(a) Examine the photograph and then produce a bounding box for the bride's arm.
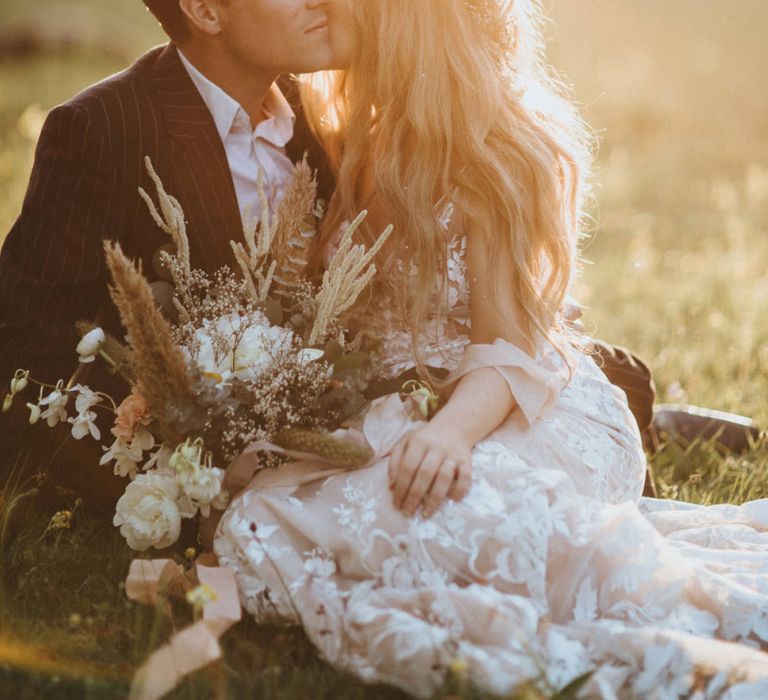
[390,226,535,518]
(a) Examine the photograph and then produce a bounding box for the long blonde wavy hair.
[301,0,593,358]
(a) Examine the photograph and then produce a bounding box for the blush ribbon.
[125,559,241,700]
[124,394,420,699]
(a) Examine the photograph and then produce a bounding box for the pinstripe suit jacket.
[0,44,333,491]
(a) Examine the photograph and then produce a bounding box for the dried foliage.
[274,428,373,468]
[138,156,192,312]
[230,169,279,303]
[309,213,393,345]
[270,157,319,296]
[104,241,194,436]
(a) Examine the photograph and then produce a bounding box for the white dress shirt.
[178,49,296,227]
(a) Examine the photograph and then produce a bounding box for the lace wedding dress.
[215,207,768,698]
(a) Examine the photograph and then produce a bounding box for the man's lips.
[305,18,329,34]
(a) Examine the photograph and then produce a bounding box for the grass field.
[1,1,767,698]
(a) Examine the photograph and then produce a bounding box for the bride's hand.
[388,423,473,518]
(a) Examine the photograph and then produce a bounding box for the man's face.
[215,0,334,74]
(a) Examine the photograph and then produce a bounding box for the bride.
[214,1,768,696]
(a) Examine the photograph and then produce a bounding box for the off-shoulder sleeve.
[446,339,563,427]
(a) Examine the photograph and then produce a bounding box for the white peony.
[76,327,105,363]
[233,323,293,376]
[113,474,181,551]
[184,312,293,380]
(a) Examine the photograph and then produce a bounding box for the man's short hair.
[143,0,190,43]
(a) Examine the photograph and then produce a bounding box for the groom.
[0,0,336,506]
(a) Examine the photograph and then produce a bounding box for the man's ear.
[179,0,224,37]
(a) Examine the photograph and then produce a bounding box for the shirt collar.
[177,48,295,147]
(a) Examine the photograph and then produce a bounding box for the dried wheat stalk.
[230,169,278,302]
[270,158,318,296]
[308,212,393,345]
[104,241,194,435]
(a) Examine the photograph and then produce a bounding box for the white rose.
[113,474,181,551]
[76,328,106,364]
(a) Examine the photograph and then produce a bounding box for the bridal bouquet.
[4,158,391,551]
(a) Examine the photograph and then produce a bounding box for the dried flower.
[309,213,393,345]
[138,157,191,290]
[270,158,318,296]
[105,241,194,436]
[230,169,279,303]
[274,429,373,468]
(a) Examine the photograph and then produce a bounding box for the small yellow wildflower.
[186,583,218,613]
[49,510,73,531]
[185,547,197,561]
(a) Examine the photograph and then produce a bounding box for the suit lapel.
[149,44,242,272]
